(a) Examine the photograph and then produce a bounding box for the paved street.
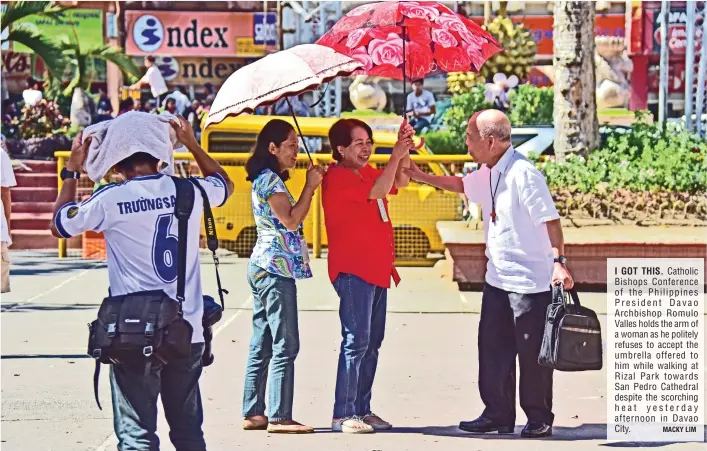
[1,252,705,451]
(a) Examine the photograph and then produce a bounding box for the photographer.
[51,114,233,450]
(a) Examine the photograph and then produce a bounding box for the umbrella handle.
[286,97,314,164]
[402,26,407,119]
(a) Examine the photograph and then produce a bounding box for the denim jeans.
[332,273,387,419]
[242,262,300,422]
[110,343,206,451]
[410,116,431,134]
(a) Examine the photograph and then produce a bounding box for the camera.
[202,295,223,367]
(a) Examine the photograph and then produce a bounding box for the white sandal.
[331,416,375,434]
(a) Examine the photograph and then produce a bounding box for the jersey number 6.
[152,214,179,283]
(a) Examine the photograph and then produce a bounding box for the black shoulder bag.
[87,177,196,409]
[538,284,603,371]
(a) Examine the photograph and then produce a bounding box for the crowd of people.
[46,98,574,448]
[1,56,215,142]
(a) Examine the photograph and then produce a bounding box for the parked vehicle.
[200,115,464,260]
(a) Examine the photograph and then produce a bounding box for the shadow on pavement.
[389,424,706,445]
[1,354,89,360]
[9,259,105,276]
[1,304,97,313]
[391,424,606,440]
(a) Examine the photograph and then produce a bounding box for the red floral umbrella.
[316,1,503,83]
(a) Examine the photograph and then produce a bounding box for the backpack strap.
[189,177,228,310]
[171,176,196,312]
[93,361,102,409]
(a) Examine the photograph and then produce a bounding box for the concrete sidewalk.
[1,252,705,450]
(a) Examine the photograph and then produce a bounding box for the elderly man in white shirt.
[404,109,573,439]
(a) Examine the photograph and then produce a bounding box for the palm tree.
[0,1,67,77]
[52,32,140,128]
[552,1,600,160]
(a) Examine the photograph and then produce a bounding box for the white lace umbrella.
[205,44,362,161]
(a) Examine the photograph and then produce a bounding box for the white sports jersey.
[54,173,228,343]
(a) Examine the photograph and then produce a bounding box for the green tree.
[0,1,67,77]
[508,84,554,125]
[442,85,490,150]
[48,32,140,128]
[553,1,600,159]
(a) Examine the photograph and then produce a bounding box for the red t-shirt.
[322,164,401,289]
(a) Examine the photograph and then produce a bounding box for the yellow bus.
[201,115,467,261]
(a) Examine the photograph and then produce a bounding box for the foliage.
[44,33,140,98]
[17,99,70,139]
[0,1,66,29]
[66,123,84,139]
[423,130,466,155]
[508,84,554,125]
[435,84,554,144]
[42,77,73,116]
[1,1,68,77]
[442,85,490,151]
[540,113,707,194]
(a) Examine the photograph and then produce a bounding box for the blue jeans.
[410,117,431,134]
[110,343,206,451]
[242,262,300,422]
[332,273,387,418]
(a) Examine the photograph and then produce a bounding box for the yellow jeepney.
[201,115,466,260]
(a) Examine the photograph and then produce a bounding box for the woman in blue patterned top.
[242,119,324,434]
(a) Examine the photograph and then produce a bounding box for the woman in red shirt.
[322,118,415,433]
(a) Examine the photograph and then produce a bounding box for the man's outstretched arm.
[402,162,464,193]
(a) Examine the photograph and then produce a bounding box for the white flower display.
[484,73,519,108]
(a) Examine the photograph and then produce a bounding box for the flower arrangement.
[18,99,70,139]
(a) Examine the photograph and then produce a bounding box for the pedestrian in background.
[403,109,574,439]
[130,56,168,105]
[163,86,190,116]
[406,79,436,134]
[94,88,113,123]
[117,98,134,117]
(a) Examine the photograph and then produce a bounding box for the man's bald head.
[469,109,512,143]
[465,109,512,165]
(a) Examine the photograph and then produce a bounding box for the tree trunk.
[70,87,92,129]
[553,1,600,160]
[1,69,8,103]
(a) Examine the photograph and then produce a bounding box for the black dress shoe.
[521,422,552,438]
[459,416,514,434]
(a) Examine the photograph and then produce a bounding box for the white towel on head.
[83,111,181,182]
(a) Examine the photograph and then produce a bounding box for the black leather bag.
[538,285,603,371]
[87,177,195,409]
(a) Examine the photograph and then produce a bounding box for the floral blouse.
[250,169,312,280]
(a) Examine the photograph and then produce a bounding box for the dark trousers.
[478,283,554,425]
[110,343,206,451]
